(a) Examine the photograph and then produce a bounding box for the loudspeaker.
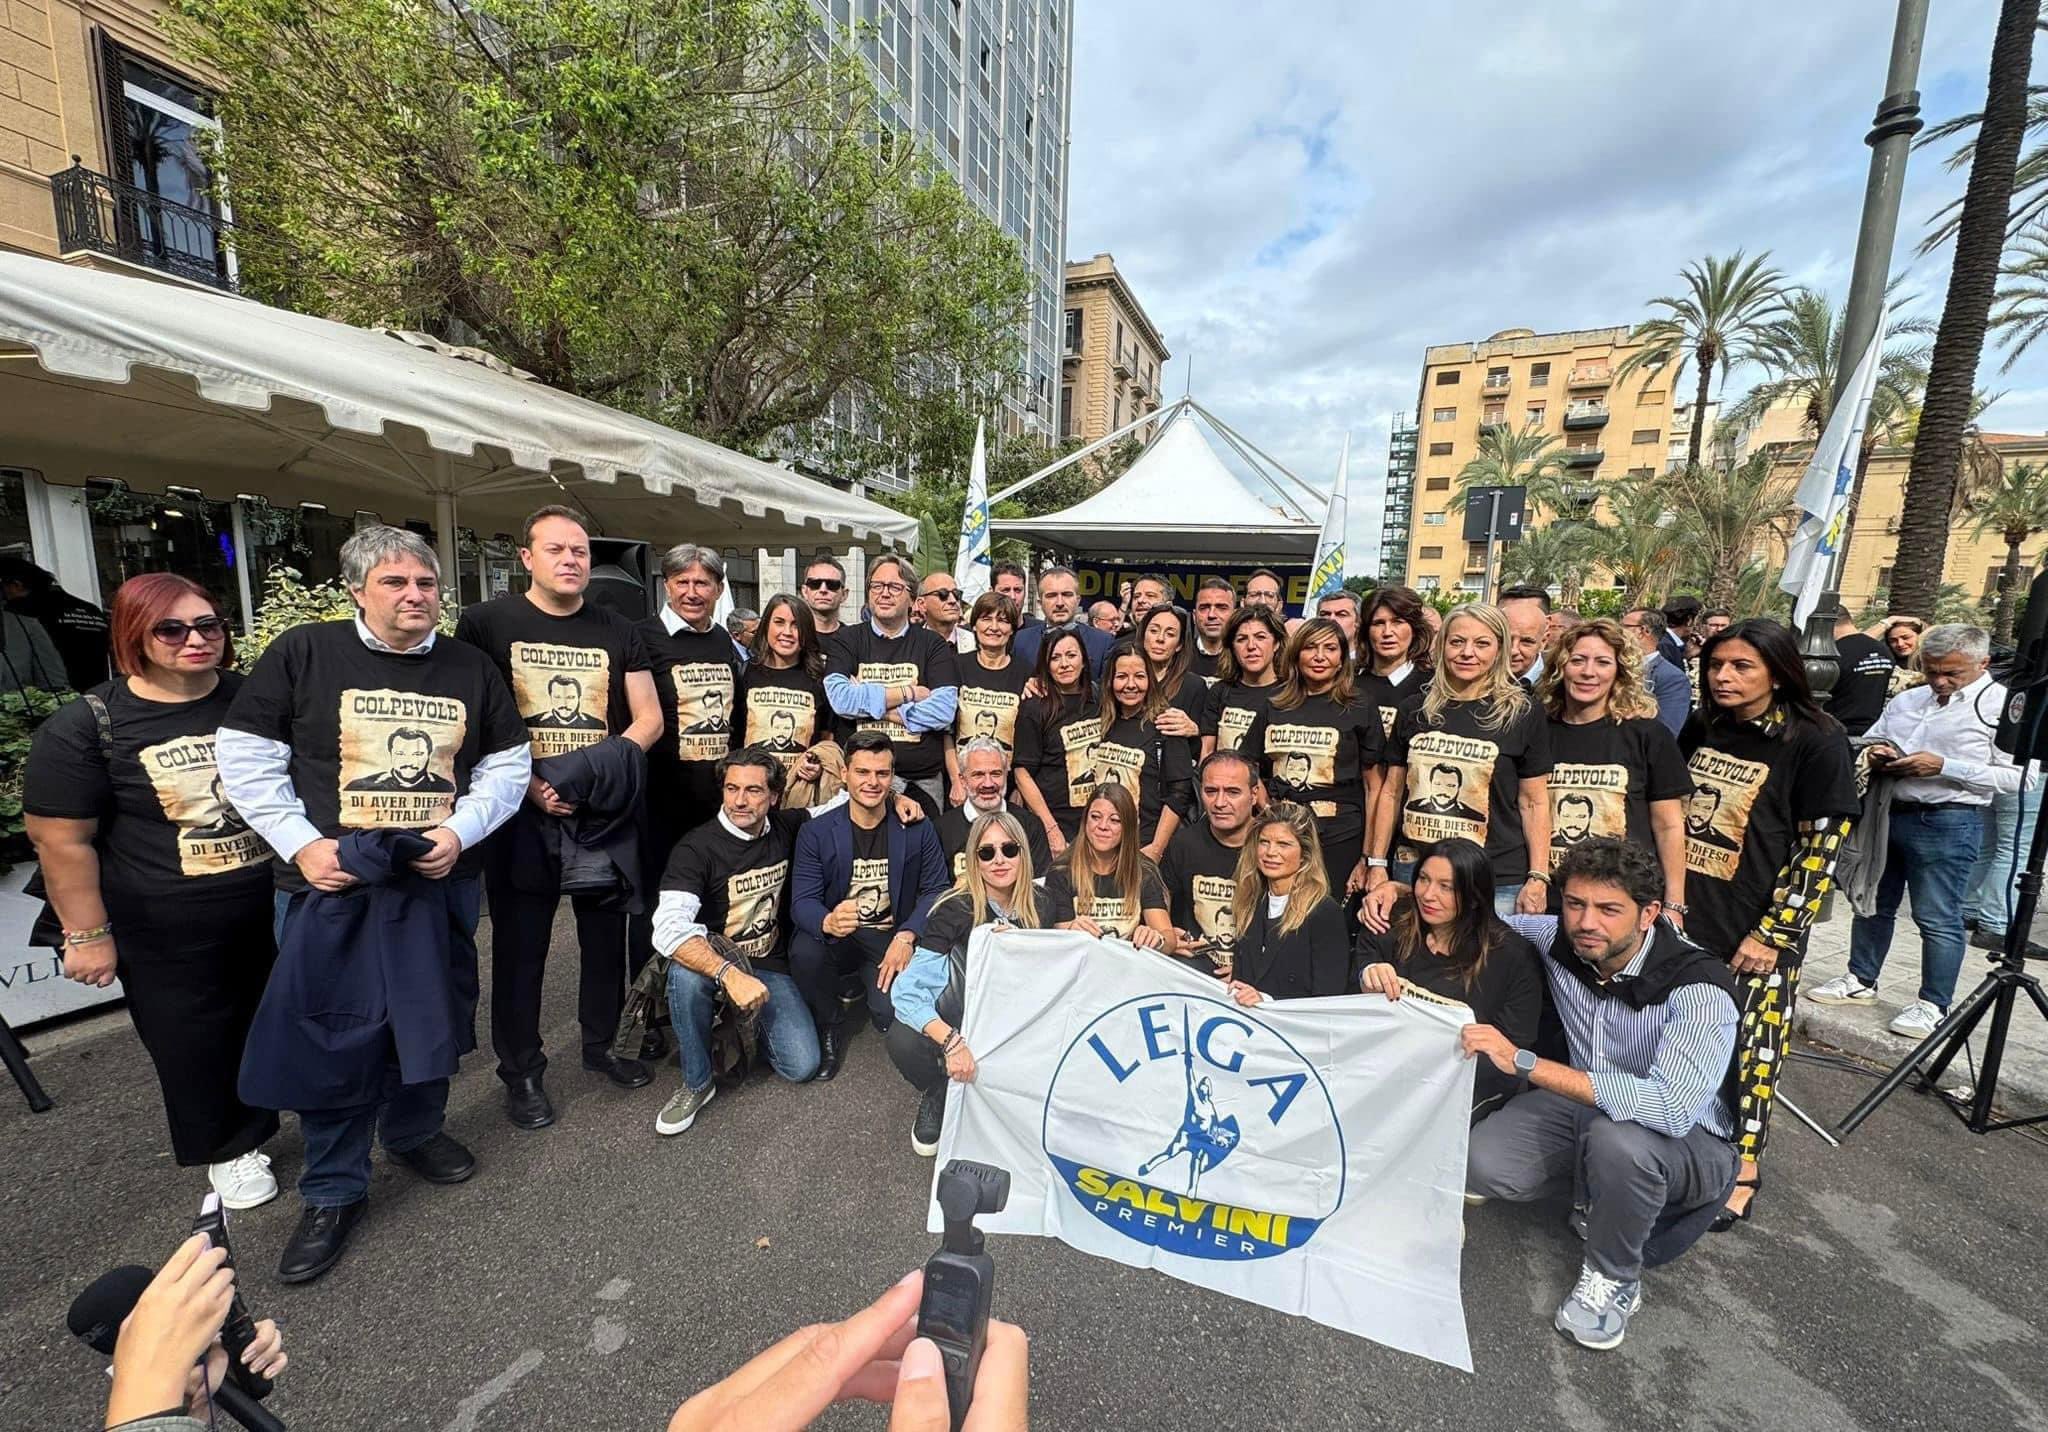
[587,539,658,621]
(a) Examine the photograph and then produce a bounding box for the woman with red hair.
[24,573,280,1208]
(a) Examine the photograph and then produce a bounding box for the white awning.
[0,253,917,566]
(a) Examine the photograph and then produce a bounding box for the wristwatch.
[1513,1048,1538,1083]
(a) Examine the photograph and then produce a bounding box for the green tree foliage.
[1613,251,1789,465]
[1968,459,2048,641]
[1664,453,1800,611]
[167,0,1033,458]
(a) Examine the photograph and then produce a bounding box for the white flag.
[954,418,992,607]
[1780,311,1887,627]
[928,928,1476,1370]
[1309,434,1350,601]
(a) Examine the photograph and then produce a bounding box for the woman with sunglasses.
[25,575,279,1210]
[1097,642,1194,860]
[886,810,1041,1156]
[1263,617,1384,900]
[1221,803,1350,1005]
[1045,782,1176,950]
[944,593,1029,808]
[1201,605,1289,762]
[737,594,835,789]
[1358,586,1434,743]
[1013,628,1100,858]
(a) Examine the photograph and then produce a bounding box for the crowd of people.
[28,506,2028,1356]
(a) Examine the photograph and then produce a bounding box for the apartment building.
[1402,326,1681,594]
[1380,412,1417,583]
[1060,252,1169,446]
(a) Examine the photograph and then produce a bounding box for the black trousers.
[487,871,633,1082]
[116,894,279,1166]
[789,926,896,1030]
[885,1018,945,1093]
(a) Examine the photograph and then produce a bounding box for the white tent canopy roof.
[991,398,1324,560]
[0,253,916,557]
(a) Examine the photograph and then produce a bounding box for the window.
[1435,370,1461,386]
[1116,320,1125,357]
[1425,476,1451,491]
[1417,575,1441,592]
[1432,407,1457,423]
[86,480,247,628]
[99,41,234,288]
[1627,466,1653,479]
[1428,441,1453,456]
[1059,384,1074,438]
[1113,396,1122,429]
[1482,405,1505,424]
[1525,404,1546,425]
[1632,429,1660,445]
[1984,564,2006,598]
[1423,512,1447,526]
[1420,546,1445,561]
[1063,307,1081,354]
[1530,362,1551,387]
[1485,367,1508,386]
[1877,566,1894,589]
[1466,542,1488,568]
[1642,391,1666,404]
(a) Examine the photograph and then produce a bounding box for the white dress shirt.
[1866,671,2022,807]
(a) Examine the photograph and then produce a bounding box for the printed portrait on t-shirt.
[1190,874,1237,967]
[1265,723,1337,804]
[1547,761,1630,870]
[744,685,817,765]
[1059,716,1103,802]
[1682,749,1770,881]
[956,685,1021,753]
[139,735,267,876]
[336,688,468,829]
[1378,705,1398,740]
[508,641,610,756]
[851,856,892,926]
[855,661,923,745]
[724,860,788,960]
[1215,704,1256,752]
[672,662,736,761]
[1090,740,1146,801]
[1401,730,1497,846]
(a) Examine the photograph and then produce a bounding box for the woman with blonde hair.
[1262,616,1383,899]
[887,809,1042,1155]
[1536,618,1692,914]
[1365,603,1553,916]
[1222,803,1351,1003]
[1045,781,1176,949]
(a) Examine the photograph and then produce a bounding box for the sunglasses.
[151,616,229,645]
[804,577,844,592]
[975,841,1022,862]
[924,587,962,603]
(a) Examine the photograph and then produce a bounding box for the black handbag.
[24,691,111,950]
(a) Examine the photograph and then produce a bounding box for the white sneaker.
[207,1151,278,1210]
[1888,1000,1945,1038]
[1805,973,1876,1006]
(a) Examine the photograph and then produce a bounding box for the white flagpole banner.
[1780,307,1888,627]
[928,928,1476,1371]
[954,417,993,606]
[1308,433,1350,602]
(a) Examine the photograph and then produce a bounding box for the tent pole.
[433,459,461,609]
[988,396,1193,505]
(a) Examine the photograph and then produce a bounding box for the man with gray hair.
[936,735,1050,880]
[1812,623,2022,1038]
[825,550,959,810]
[218,524,530,1283]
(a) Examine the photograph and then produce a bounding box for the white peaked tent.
[989,397,1325,560]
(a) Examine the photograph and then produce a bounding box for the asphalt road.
[5,911,2047,1432]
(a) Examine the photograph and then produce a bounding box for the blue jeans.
[668,964,821,1092]
[275,877,482,1207]
[1965,782,2043,935]
[1848,806,1981,1010]
[1494,885,1523,918]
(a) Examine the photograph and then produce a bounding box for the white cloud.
[1065,2,2048,573]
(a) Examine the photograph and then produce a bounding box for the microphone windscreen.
[68,1265,154,1355]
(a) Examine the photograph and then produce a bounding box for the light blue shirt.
[823,618,958,732]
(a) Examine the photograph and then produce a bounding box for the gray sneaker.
[1553,1263,1642,1350]
[654,1081,715,1136]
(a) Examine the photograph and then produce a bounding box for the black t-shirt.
[453,596,648,759]
[1014,695,1104,830]
[1358,666,1429,744]
[1827,634,1895,736]
[1389,695,1553,882]
[637,617,744,819]
[952,653,1031,759]
[661,809,808,974]
[737,662,831,768]
[1161,820,1246,961]
[1091,713,1193,843]
[1351,918,1545,1105]
[223,622,528,889]
[1544,714,1693,874]
[24,674,270,913]
[1261,691,1382,830]
[1203,680,1275,757]
[938,803,1052,882]
[851,818,893,928]
[1677,709,1860,957]
[827,622,961,779]
[13,588,110,690]
[1043,860,1171,941]
[1188,646,1222,682]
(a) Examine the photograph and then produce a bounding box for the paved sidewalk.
[1797,897,2048,1111]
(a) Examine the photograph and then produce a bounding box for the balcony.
[51,163,236,293]
[1112,347,1134,379]
[1482,373,1511,393]
[1567,364,1611,389]
[1562,400,1609,430]
[1563,446,1603,468]
[1479,413,1510,435]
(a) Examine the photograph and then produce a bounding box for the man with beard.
[936,736,1050,880]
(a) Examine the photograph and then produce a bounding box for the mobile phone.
[919,1160,1010,1431]
[192,1192,272,1399]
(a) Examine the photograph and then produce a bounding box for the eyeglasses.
[924,587,961,603]
[804,577,844,592]
[869,580,910,597]
[150,616,229,645]
[975,841,1022,861]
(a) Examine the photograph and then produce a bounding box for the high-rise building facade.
[1380,413,1417,583]
[1060,253,1168,446]
[813,1,1074,487]
[1402,326,1681,594]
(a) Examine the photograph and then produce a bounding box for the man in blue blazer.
[1013,565,1114,680]
[1624,608,1693,735]
[791,731,949,1079]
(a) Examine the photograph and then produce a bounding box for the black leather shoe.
[505,1074,555,1130]
[277,1199,368,1284]
[583,1053,653,1089]
[392,1132,476,1184]
[638,1027,671,1062]
[817,1025,846,1081]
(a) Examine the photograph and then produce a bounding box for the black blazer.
[1233,893,1351,999]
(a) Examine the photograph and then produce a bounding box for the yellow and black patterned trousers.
[1732,951,1803,1162]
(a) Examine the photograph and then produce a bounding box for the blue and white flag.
[929,928,1476,1370]
[953,417,992,608]
[1308,433,1350,602]
[1780,312,1887,627]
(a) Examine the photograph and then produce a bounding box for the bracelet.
[1665,901,1690,915]
[942,1031,964,1055]
[713,959,735,982]
[1366,857,1390,869]
[63,923,113,946]
[1523,871,1551,885]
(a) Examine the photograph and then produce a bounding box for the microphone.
[67,1265,289,1432]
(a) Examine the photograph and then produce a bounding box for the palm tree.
[1988,221,2048,367]
[1589,473,1687,609]
[1613,251,1789,465]
[1969,460,2048,641]
[1892,0,2042,617]
[1450,422,1574,518]
[1497,523,1598,607]
[1665,453,1800,610]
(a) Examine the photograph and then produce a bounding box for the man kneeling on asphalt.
[1465,838,1739,1350]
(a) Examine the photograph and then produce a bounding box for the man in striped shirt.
[1467,838,1740,1350]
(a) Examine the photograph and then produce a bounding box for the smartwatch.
[1513,1048,1538,1083]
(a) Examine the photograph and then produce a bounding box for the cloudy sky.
[1064,1,2048,572]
